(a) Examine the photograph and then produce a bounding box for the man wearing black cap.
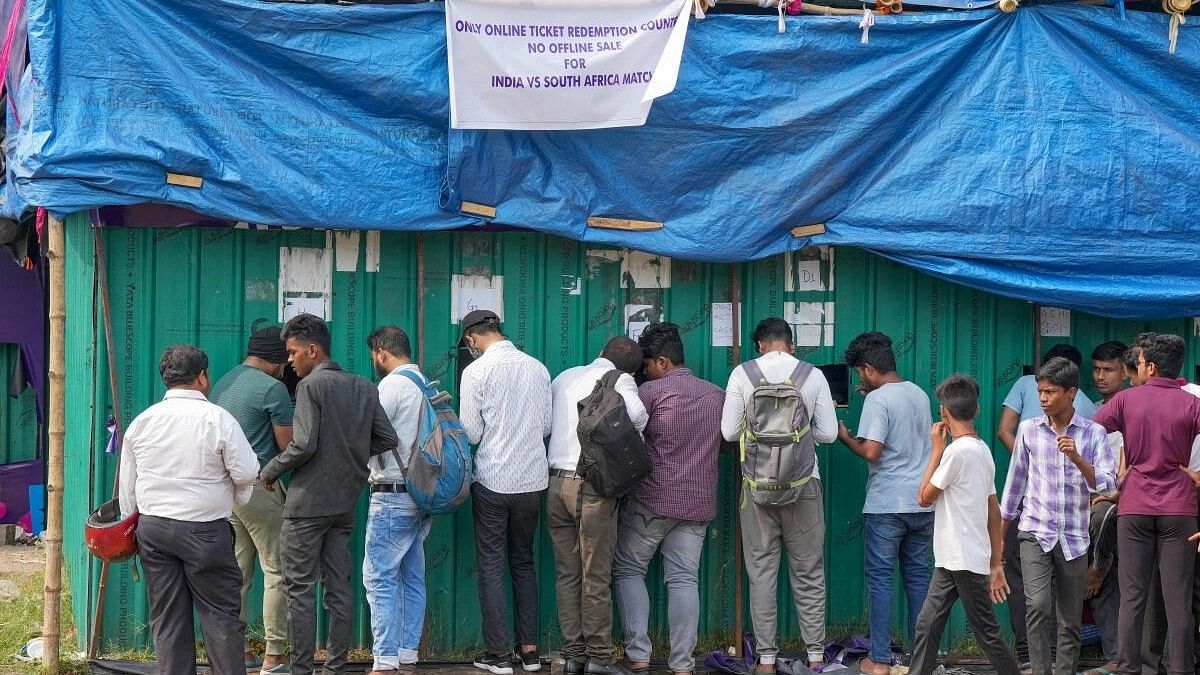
[458,309,553,675]
[210,325,295,673]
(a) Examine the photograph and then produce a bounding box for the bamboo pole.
[43,214,66,674]
[730,265,744,657]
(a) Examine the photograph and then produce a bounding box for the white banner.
[446,0,692,130]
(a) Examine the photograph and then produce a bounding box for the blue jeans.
[864,512,935,663]
[363,492,431,671]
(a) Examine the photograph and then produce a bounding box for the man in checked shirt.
[999,357,1116,675]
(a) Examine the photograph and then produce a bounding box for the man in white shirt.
[547,337,648,675]
[720,317,838,672]
[458,310,553,675]
[364,327,431,675]
[118,345,259,675]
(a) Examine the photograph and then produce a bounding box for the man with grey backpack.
[720,317,838,675]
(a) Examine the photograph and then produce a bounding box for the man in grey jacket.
[260,314,398,675]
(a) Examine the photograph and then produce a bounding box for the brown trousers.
[547,474,620,663]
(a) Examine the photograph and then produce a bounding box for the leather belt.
[371,483,407,493]
[550,469,583,479]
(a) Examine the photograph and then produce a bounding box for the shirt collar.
[663,366,694,380]
[163,389,208,402]
[313,360,341,374]
[1035,411,1086,432]
[1147,376,1183,389]
[591,357,615,369]
[389,363,421,375]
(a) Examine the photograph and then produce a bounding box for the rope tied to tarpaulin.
[860,6,875,43]
[692,0,714,20]
[1164,0,1191,53]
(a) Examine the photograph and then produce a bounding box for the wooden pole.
[730,265,744,657]
[43,214,66,674]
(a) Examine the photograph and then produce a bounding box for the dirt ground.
[0,544,45,579]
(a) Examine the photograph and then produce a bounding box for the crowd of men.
[115,309,1200,675]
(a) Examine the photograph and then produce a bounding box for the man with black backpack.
[613,323,725,675]
[547,336,648,675]
[364,326,432,675]
[720,317,838,674]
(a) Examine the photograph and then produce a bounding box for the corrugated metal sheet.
[0,343,39,465]
[62,217,1200,657]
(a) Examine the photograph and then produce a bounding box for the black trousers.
[1117,515,1197,675]
[281,511,356,675]
[1005,518,1031,662]
[472,482,545,655]
[910,567,1020,675]
[136,515,246,675]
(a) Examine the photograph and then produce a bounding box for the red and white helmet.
[84,499,139,562]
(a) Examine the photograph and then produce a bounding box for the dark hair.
[159,344,209,387]
[753,317,793,346]
[1091,340,1128,363]
[935,374,980,422]
[638,322,685,366]
[1042,343,1083,368]
[844,331,897,373]
[1122,346,1139,373]
[1036,356,1080,391]
[601,336,644,374]
[1133,332,1185,380]
[463,320,502,339]
[368,326,412,359]
[281,313,332,355]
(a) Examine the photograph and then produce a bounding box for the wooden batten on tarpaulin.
[43,214,66,674]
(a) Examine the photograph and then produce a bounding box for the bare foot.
[263,654,290,670]
[858,657,891,675]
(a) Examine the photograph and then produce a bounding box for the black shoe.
[513,649,542,673]
[474,654,515,675]
[585,662,630,675]
[564,659,586,675]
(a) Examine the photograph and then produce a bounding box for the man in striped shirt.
[1000,357,1116,675]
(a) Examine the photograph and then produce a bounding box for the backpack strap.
[787,360,814,391]
[599,368,623,389]
[382,368,431,478]
[741,359,767,386]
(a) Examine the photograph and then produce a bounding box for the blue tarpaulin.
[10,0,1200,318]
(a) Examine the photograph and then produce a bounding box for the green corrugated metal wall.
[60,215,1200,657]
[0,343,39,465]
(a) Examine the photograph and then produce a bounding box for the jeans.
[364,492,431,671]
[1019,535,1086,675]
[613,497,708,673]
[863,512,935,663]
[472,482,545,655]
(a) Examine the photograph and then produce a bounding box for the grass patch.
[0,567,89,674]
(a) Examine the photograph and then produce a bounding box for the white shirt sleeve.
[720,366,748,442]
[459,363,485,445]
[616,372,649,432]
[804,367,838,444]
[931,445,963,491]
[540,365,553,438]
[220,412,261,506]
[118,425,139,516]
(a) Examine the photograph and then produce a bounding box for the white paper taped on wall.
[451,274,505,323]
[279,243,333,322]
[625,304,661,341]
[712,302,739,347]
[783,301,835,347]
[785,247,835,293]
[621,251,672,289]
[1039,307,1071,337]
[334,231,361,272]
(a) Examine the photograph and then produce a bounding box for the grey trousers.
[909,567,1019,675]
[739,480,826,659]
[612,497,708,673]
[282,512,356,675]
[136,515,247,675]
[1019,535,1086,675]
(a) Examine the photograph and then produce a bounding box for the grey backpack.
[739,359,816,507]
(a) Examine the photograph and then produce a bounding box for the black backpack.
[576,369,651,498]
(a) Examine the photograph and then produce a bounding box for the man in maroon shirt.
[1093,333,1200,675]
[612,322,725,675]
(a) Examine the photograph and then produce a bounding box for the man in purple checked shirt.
[612,322,725,675]
[1000,357,1116,675]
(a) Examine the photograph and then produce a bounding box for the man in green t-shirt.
[210,326,295,674]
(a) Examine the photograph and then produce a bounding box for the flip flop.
[1081,666,1118,675]
[262,665,292,674]
[246,658,264,670]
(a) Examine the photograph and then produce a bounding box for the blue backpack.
[392,370,473,514]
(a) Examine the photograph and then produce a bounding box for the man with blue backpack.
[363,326,434,675]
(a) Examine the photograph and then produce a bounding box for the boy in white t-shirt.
[910,375,1020,675]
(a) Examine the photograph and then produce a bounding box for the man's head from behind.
[246,325,289,379]
[934,374,980,424]
[1042,343,1083,368]
[460,310,503,359]
[367,326,413,379]
[1133,332,1185,383]
[160,344,210,395]
[601,336,643,374]
[1091,340,1128,400]
[844,331,897,392]
[638,322,684,381]
[281,313,332,378]
[1036,357,1080,419]
[753,317,793,355]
